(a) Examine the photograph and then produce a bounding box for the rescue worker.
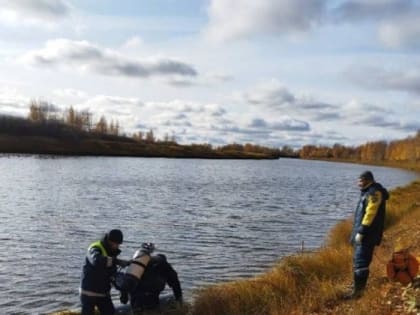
[345,171,389,299]
[386,240,419,286]
[126,253,182,312]
[80,229,130,315]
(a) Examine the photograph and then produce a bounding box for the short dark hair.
[359,171,374,181]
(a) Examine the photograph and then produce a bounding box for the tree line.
[299,132,420,163]
[0,100,298,158]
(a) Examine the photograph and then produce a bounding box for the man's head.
[106,229,123,251]
[358,170,374,189]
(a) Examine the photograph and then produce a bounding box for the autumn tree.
[95,116,108,134]
[133,131,144,141]
[28,100,59,122]
[145,129,155,143]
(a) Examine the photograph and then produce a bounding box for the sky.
[0,0,420,148]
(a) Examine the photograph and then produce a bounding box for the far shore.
[0,134,286,160]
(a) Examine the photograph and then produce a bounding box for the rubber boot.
[343,272,368,300]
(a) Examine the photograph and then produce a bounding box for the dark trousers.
[353,243,375,289]
[81,294,115,315]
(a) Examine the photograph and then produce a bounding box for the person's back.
[130,254,182,311]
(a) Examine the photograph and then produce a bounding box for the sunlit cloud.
[204,0,326,42]
[0,0,71,28]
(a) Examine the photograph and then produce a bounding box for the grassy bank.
[50,166,420,315]
[190,180,420,315]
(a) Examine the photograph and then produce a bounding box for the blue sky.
[0,0,419,148]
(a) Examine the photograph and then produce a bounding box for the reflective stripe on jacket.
[80,239,117,295]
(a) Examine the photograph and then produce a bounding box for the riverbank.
[189,180,420,315]
[50,168,420,315]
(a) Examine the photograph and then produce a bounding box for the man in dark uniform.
[346,171,389,299]
[127,253,182,312]
[80,229,129,315]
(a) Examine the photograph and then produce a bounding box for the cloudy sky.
[1,0,419,148]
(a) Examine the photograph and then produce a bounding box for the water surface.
[0,156,417,314]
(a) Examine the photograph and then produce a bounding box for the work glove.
[115,258,130,267]
[120,291,129,304]
[355,233,363,244]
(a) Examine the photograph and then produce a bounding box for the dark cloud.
[249,118,268,128]
[248,117,310,132]
[398,121,420,131]
[162,120,192,127]
[245,85,295,107]
[244,83,341,123]
[272,119,310,131]
[211,107,226,117]
[332,0,414,22]
[23,39,198,79]
[355,114,420,132]
[174,113,188,120]
[313,112,341,121]
[344,65,420,95]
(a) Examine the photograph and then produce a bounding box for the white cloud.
[122,36,144,50]
[0,0,71,28]
[52,88,88,100]
[379,14,420,48]
[21,39,198,80]
[204,0,326,42]
[0,87,30,116]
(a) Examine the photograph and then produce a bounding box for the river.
[0,155,417,314]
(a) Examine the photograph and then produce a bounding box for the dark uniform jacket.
[81,235,120,295]
[130,254,182,309]
[351,182,389,246]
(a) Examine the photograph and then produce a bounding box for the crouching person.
[387,241,419,286]
[129,253,182,313]
[116,243,156,293]
[80,229,130,315]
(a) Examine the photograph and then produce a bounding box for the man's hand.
[115,258,130,267]
[355,233,363,244]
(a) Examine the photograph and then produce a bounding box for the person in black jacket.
[128,253,182,312]
[80,229,129,315]
[345,171,389,299]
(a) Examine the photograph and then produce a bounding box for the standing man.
[346,171,389,299]
[80,229,129,315]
